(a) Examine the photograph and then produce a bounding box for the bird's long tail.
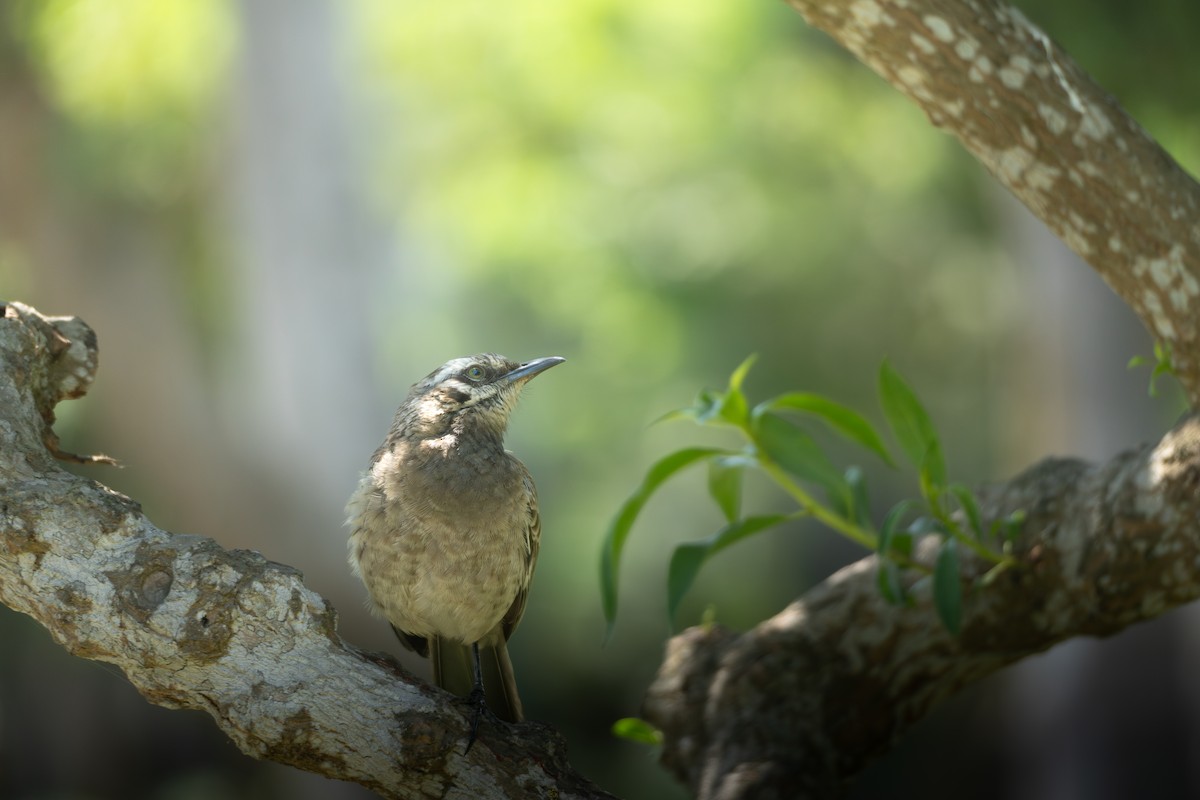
[429,636,524,723]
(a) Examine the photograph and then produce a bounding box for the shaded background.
[0,0,1197,797]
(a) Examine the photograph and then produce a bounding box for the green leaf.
[728,354,757,392]
[707,457,743,523]
[751,412,847,500]
[844,465,870,526]
[877,559,904,605]
[692,388,725,424]
[667,514,793,626]
[918,441,947,504]
[651,388,721,426]
[948,484,982,538]
[756,392,895,467]
[878,499,918,557]
[932,539,962,635]
[612,717,663,746]
[601,447,727,640]
[717,355,757,427]
[718,386,749,427]
[878,360,946,486]
[1129,341,1177,398]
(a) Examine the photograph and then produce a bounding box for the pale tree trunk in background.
[0,15,372,799]
[5,0,1200,797]
[224,0,396,628]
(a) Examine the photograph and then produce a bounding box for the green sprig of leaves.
[600,356,1021,640]
[1128,340,1177,397]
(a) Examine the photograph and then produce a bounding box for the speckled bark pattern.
[0,303,612,799]
[786,0,1200,405]
[645,418,1200,799]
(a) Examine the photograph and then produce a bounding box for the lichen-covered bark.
[644,420,1200,798]
[639,1,1200,796]
[0,302,612,800]
[5,2,1199,798]
[785,0,1200,404]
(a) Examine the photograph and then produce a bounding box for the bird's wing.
[500,463,541,642]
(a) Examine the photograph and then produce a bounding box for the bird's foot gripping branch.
[601,356,1024,648]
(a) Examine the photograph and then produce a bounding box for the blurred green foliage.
[3,0,1197,798]
[15,0,233,199]
[602,357,1024,639]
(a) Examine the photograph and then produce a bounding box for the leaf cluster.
[1128,340,1178,397]
[600,357,1021,641]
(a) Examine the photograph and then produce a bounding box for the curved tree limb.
[0,302,613,800]
[786,0,1200,402]
[642,1,1200,797]
[644,416,1200,798]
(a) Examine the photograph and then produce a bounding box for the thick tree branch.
[0,302,613,800]
[641,3,1200,796]
[644,416,1200,798]
[785,0,1200,403]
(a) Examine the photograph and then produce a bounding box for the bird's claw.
[463,688,495,754]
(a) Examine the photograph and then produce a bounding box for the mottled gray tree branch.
[0,302,612,800]
[644,419,1200,797]
[642,1,1200,797]
[785,0,1200,403]
[5,2,1199,798]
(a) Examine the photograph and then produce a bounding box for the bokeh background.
[1,0,1198,797]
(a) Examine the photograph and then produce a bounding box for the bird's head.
[399,353,565,443]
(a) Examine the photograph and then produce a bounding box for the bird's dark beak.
[502,356,566,385]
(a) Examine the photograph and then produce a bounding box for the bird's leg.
[464,641,487,754]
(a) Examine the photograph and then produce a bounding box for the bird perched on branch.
[346,353,564,747]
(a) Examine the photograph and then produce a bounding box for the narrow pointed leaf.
[877,559,904,605]
[601,447,726,639]
[666,543,710,629]
[917,439,948,499]
[878,499,919,556]
[707,458,743,523]
[948,484,983,538]
[932,539,962,635]
[719,386,749,427]
[667,514,792,626]
[878,360,945,485]
[891,531,915,558]
[612,717,663,745]
[752,412,846,499]
[758,392,895,466]
[729,354,758,392]
[844,466,870,526]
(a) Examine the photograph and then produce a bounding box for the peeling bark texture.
[785,0,1200,404]
[645,418,1200,798]
[0,302,613,800]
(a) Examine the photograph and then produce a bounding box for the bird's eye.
[465,365,486,382]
